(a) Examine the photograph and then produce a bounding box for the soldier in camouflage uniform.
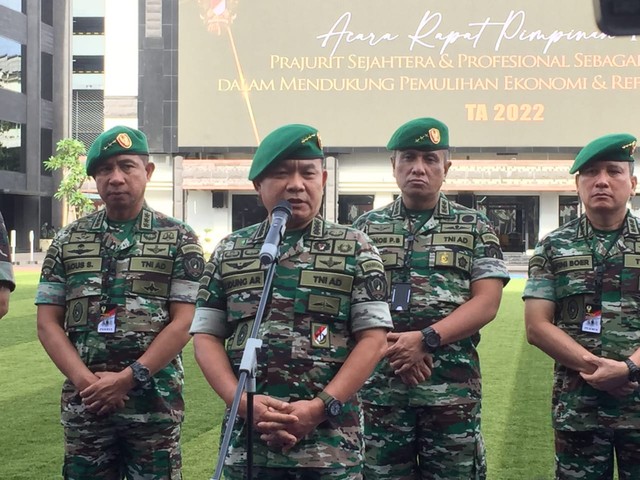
[353,118,509,480]
[524,133,640,480]
[35,126,204,480]
[0,210,15,319]
[190,124,393,480]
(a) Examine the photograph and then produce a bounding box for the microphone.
[259,200,293,265]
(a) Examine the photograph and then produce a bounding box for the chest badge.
[437,251,452,265]
[311,323,331,349]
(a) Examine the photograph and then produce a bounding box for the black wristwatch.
[316,391,343,418]
[624,358,640,382]
[130,361,151,386]
[421,327,441,353]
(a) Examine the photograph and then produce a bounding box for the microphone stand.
[211,252,281,480]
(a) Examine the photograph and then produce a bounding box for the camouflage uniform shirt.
[523,212,640,431]
[35,205,204,426]
[190,216,393,468]
[353,194,509,406]
[0,211,15,291]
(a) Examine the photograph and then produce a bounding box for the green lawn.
[1,274,554,479]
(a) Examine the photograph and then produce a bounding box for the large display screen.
[178,0,640,148]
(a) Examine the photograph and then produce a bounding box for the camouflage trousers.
[223,464,362,480]
[63,421,182,480]
[363,402,486,480]
[555,428,640,480]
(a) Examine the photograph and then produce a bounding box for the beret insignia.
[428,128,441,145]
[116,133,132,149]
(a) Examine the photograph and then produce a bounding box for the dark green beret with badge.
[570,133,637,174]
[387,117,449,152]
[248,124,324,181]
[86,125,150,176]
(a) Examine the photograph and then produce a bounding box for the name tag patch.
[65,257,103,274]
[299,270,353,293]
[370,234,404,248]
[223,271,265,294]
[432,233,474,248]
[129,257,174,274]
[552,255,593,273]
[623,254,640,269]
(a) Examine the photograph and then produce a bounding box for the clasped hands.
[78,370,133,416]
[386,331,434,386]
[247,394,325,453]
[579,354,638,397]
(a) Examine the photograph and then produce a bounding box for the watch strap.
[624,358,640,382]
[316,390,333,406]
[316,390,343,417]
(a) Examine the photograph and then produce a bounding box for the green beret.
[86,125,149,175]
[248,124,324,181]
[387,117,449,151]
[570,133,637,174]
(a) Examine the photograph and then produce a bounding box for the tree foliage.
[44,138,95,222]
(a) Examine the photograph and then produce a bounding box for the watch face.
[426,333,440,349]
[132,364,150,384]
[327,400,342,417]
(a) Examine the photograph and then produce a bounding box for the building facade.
[0,0,69,250]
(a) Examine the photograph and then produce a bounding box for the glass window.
[559,195,580,225]
[41,0,53,26]
[456,193,475,208]
[0,121,23,172]
[0,0,23,12]
[72,55,104,74]
[41,128,52,176]
[477,195,539,252]
[0,35,23,93]
[73,17,104,35]
[232,195,266,230]
[41,52,52,101]
[72,89,104,148]
[338,195,374,224]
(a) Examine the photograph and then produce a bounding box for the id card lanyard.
[97,224,134,333]
[390,212,431,312]
[582,228,622,334]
